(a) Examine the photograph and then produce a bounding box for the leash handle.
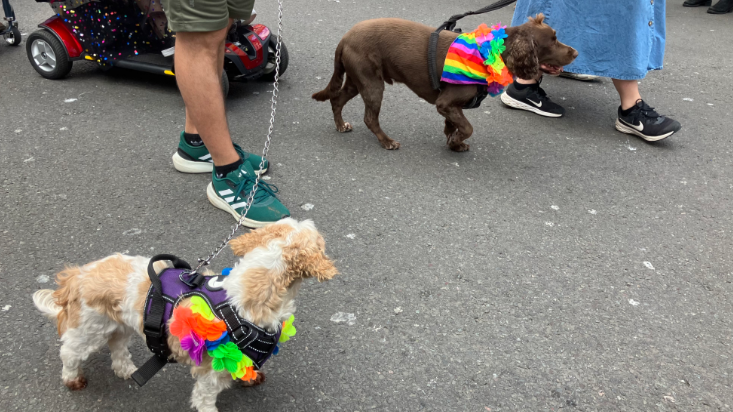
[439,0,517,31]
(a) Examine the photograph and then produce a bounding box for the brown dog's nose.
[572,49,579,58]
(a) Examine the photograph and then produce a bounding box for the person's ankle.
[214,158,244,178]
[514,79,538,90]
[515,78,538,86]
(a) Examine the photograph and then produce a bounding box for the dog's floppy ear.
[283,231,339,282]
[528,13,545,26]
[504,29,539,80]
[230,223,296,256]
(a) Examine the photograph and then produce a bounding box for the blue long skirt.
[511,0,667,80]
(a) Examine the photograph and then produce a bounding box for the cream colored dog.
[33,218,338,412]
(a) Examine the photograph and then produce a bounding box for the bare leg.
[612,78,643,110]
[175,25,238,166]
[184,20,233,136]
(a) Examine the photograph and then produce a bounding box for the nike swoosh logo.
[527,99,542,108]
[621,119,644,132]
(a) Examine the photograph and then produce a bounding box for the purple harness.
[132,255,280,387]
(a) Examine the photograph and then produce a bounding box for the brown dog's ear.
[528,13,545,26]
[504,30,539,80]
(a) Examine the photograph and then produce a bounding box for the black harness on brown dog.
[427,0,517,109]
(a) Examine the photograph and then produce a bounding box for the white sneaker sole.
[172,152,268,175]
[501,92,563,118]
[615,119,675,142]
[559,72,599,82]
[206,183,274,228]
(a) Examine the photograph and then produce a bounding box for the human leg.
[613,79,681,141]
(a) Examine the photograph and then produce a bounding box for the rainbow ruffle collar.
[169,294,296,381]
[441,23,514,96]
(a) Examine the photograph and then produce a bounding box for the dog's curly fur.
[33,218,338,412]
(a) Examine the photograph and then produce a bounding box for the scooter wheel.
[221,70,230,98]
[5,27,22,46]
[26,30,73,79]
[260,35,288,82]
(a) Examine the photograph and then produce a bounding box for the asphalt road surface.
[2,1,732,411]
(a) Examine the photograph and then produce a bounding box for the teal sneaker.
[172,132,269,175]
[206,161,290,227]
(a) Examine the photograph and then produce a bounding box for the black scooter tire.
[6,27,21,46]
[260,35,288,82]
[26,30,73,79]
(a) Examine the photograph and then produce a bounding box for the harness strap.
[131,354,169,387]
[428,29,444,91]
[216,305,279,369]
[132,254,191,387]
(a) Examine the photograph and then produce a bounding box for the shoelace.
[233,144,254,160]
[231,172,279,206]
[636,100,660,119]
[533,77,549,101]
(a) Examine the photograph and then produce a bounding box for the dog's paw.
[449,142,470,152]
[112,362,137,379]
[64,376,88,391]
[240,372,266,387]
[337,122,353,133]
[381,140,401,150]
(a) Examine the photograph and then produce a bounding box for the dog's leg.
[108,328,137,379]
[436,103,473,152]
[359,80,400,150]
[58,325,108,390]
[444,119,457,140]
[331,75,359,133]
[240,371,266,387]
[191,370,233,412]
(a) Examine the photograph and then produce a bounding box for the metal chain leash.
[193,0,285,273]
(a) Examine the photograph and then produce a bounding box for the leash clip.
[179,270,206,288]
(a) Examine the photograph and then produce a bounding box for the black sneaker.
[683,0,711,6]
[500,80,565,118]
[615,100,681,142]
[708,0,733,13]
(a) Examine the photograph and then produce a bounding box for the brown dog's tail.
[312,41,346,102]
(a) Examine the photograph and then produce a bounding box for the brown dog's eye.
[552,36,557,42]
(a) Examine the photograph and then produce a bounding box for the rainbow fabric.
[441,24,514,97]
[169,295,296,381]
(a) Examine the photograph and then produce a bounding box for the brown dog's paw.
[381,140,401,150]
[65,376,88,391]
[240,372,266,387]
[449,142,470,152]
[337,122,353,133]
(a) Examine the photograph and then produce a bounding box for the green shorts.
[161,0,255,32]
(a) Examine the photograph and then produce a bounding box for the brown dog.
[313,14,577,151]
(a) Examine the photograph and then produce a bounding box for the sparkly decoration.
[47,0,172,66]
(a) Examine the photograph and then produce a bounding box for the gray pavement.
[2,1,733,411]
